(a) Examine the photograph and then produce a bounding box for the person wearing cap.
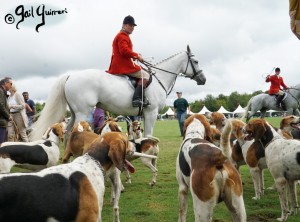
[107,15,150,107]
[174,92,190,137]
[265,67,288,108]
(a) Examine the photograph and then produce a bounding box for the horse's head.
[183,45,206,85]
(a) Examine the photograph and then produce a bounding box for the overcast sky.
[1,0,299,107]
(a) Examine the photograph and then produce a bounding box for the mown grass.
[12,117,300,221]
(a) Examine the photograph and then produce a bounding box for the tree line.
[189,90,264,113]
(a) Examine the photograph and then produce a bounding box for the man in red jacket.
[107,15,150,107]
[266,67,288,108]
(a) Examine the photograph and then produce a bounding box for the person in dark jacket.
[174,92,190,137]
[0,77,13,144]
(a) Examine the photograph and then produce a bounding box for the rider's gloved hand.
[137,54,143,62]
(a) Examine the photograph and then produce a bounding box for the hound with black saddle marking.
[176,114,246,222]
[0,122,65,173]
[126,136,159,186]
[244,119,300,221]
[0,132,147,222]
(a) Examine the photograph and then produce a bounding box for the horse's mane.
[154,51,184,66]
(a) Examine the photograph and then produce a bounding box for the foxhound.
[128,120,143,140]
[176,114,246,222]
[126,136,159,186]
[0,122,65,173]
[206,112,226,132]
[95,118,122,135]
[0,132,151,222]
[243,119,300,221]
[277,115,300,139]
[223,118,267,200]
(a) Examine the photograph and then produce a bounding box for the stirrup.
[143,97,151,107]
[132,99,143,107]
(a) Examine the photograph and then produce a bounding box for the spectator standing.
[173,92,190,137]
[0,77,13,144]
[22,91,36,127]
[7,85,29,142]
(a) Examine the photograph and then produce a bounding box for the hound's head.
[132,120,143,133]
[87,132,136,173]
[72,121,92,133]
[43,122,66,141]
[243,119,271,142]
[280,115,300,131]
[208,112,226,132]
[230,119,246,140]
[96,119,122,135]
[183,114,213,142]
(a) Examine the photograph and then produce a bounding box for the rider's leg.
[132,78,150,107]
[276,91,285,107]
[130,70,150,107]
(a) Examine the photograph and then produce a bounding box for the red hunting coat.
[266,75,288,95]
[106,31,141,74]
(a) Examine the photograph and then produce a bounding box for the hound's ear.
[187,45,191,54]
[108,140,125,171]
[253,123,266,141]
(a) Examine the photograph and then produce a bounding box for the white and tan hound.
[277,115,300,139]
[223,118,268,200]
[0,132,154,222]
[176,114,246,222]
[128,120,143,140]
[126,136,160,186]
[0,122,65,173]
[244,119,300,221]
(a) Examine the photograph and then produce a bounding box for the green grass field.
[12,117,300,221]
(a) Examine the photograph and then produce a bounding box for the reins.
[140,52,197,96]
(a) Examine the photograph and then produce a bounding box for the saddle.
[125,74,152,89]
[270,93,287,110]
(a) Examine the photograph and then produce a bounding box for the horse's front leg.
[144,110,158,137]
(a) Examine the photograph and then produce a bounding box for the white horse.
[243,85,300,122]
[30,46,206,141]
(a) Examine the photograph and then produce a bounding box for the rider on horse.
[265,67,288,108]
[107,15,150,107]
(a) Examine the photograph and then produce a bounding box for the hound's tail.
[220,119,232,159]
[29,74,70,141]
[240,97,253,121]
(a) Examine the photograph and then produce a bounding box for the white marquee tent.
[198,106,212,114]
[217,106,233,117]
[161,107,174,116]
[233,105,246,114]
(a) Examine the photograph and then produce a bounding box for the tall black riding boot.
[132,78,150,107]
[132,85,143,107]
[276,95,284,108]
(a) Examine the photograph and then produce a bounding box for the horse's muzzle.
[194,71,206,85]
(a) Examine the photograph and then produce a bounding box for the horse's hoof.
[252,196,260,200]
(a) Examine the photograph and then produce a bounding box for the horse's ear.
[187,45,191,54]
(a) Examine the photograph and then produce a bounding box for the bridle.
[141,52,200,95]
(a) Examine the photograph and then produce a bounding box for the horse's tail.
[240,97,253,121]
[220,119,232,159]
[30,74,70,141]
